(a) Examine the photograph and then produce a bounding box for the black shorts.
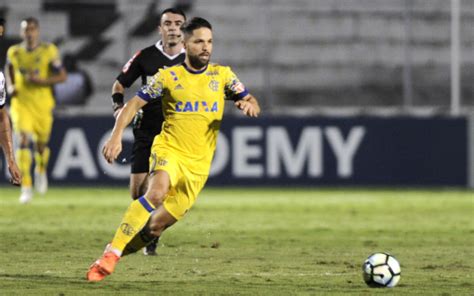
[130,128,156,174]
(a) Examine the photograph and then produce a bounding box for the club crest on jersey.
[208,80,219,92]
[176,101,218,112]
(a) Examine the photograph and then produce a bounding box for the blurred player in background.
[5,17,67,203]
[111,7,186,255]
[87,17,261,282]
[0,18,21,186]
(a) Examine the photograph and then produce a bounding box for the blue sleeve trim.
[50,65,63,73]
[235,89,249,100]
[138,196,155,213]
[136,90,152,102]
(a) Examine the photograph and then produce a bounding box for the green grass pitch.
[0,187,472,295]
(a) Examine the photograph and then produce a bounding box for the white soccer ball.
[362,252,401,288]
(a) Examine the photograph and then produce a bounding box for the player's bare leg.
[145,170,178,230]
[130,173,148,199]
[144,171,177,254]
[17,132,33,204]
[87,170,172,281]
[130,172,159,255]
[148,203,177,237]
[34,141,49,195]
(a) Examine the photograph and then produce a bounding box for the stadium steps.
[4,0,473,110]
[193,0,474,108]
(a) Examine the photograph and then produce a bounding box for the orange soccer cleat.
[86,251,120,282]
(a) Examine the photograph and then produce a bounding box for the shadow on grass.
[0,273,86,285]
[0,272,164,292]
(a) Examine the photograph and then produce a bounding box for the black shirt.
[116,41,185,131]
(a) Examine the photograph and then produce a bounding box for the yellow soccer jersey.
[7,42,62,111]
[137,63,249,175]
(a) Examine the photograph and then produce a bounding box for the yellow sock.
[16,149,32,188]
[110,196,155,255]
[34,147,50,174]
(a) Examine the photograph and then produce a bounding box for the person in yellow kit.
[5,17,67,203]
[87,17,261,281]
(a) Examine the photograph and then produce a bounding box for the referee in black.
[110,8,186,255]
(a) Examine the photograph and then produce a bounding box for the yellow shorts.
[10,99,53,143]
[149,149,208,220]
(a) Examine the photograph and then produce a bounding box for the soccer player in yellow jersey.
[0,18,21,186]
[87,17,261,282]
[5,17,67,203]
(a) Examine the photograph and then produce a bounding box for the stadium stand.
[0,0,473,113]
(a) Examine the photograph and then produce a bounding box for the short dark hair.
[181,17,212,38]
[160,8,186,24]
[0,18,5,27]
[22,17,39,27]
